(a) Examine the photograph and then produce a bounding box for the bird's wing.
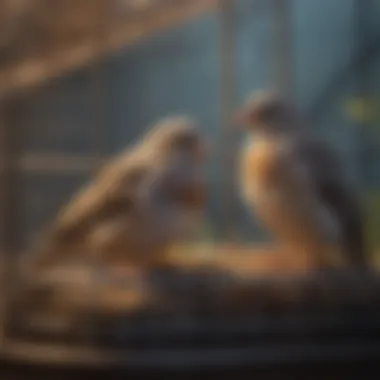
[53,164,150,242]
[295,138,367,267]
[28,181,136,270]
[34,150,151,260]
[241,138,336,245]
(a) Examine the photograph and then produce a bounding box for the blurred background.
[1,0,380,376]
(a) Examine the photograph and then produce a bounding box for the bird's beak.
[233,107,251,129]
[197,140,210,161]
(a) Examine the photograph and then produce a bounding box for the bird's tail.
[343,216,369,271]
[23,223,77,276]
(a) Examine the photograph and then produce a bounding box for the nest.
[8,249,380,349]
[0,247,379,370]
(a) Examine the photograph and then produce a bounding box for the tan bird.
[28,116,208,277]
[236,90,368,272]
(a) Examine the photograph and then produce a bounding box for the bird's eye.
[125,167,149,186]
[174,134,198,151]
[257,103,281,123]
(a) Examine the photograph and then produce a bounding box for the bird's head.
[235,90,303,137]
[143,115,208,164]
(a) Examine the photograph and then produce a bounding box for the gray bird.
[28,115,208,276]
[236,90,368,272]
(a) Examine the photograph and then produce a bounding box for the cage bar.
[219,0,237,241]
[0,95,24,347]
[272,0,294,94]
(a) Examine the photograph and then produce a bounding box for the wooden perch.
[5,246,380,368]
[0,153,107,173]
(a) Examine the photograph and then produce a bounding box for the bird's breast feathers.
[239,138,342,244]
[239,138,287,205]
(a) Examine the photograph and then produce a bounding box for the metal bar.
[0,0,218,98]
[272,0,294,94]
[90,1,112,173]
[11,313,380,347]
[219,0,237,241]
[2,339,380,370]
[83,0,114,347]
[353,0,373,186]
[0,153,107,173]
[0,95,23,346]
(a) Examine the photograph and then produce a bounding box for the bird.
[235,90,368,272]
[27,115,208,278]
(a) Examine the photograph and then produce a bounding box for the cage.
[1,0,380,377]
